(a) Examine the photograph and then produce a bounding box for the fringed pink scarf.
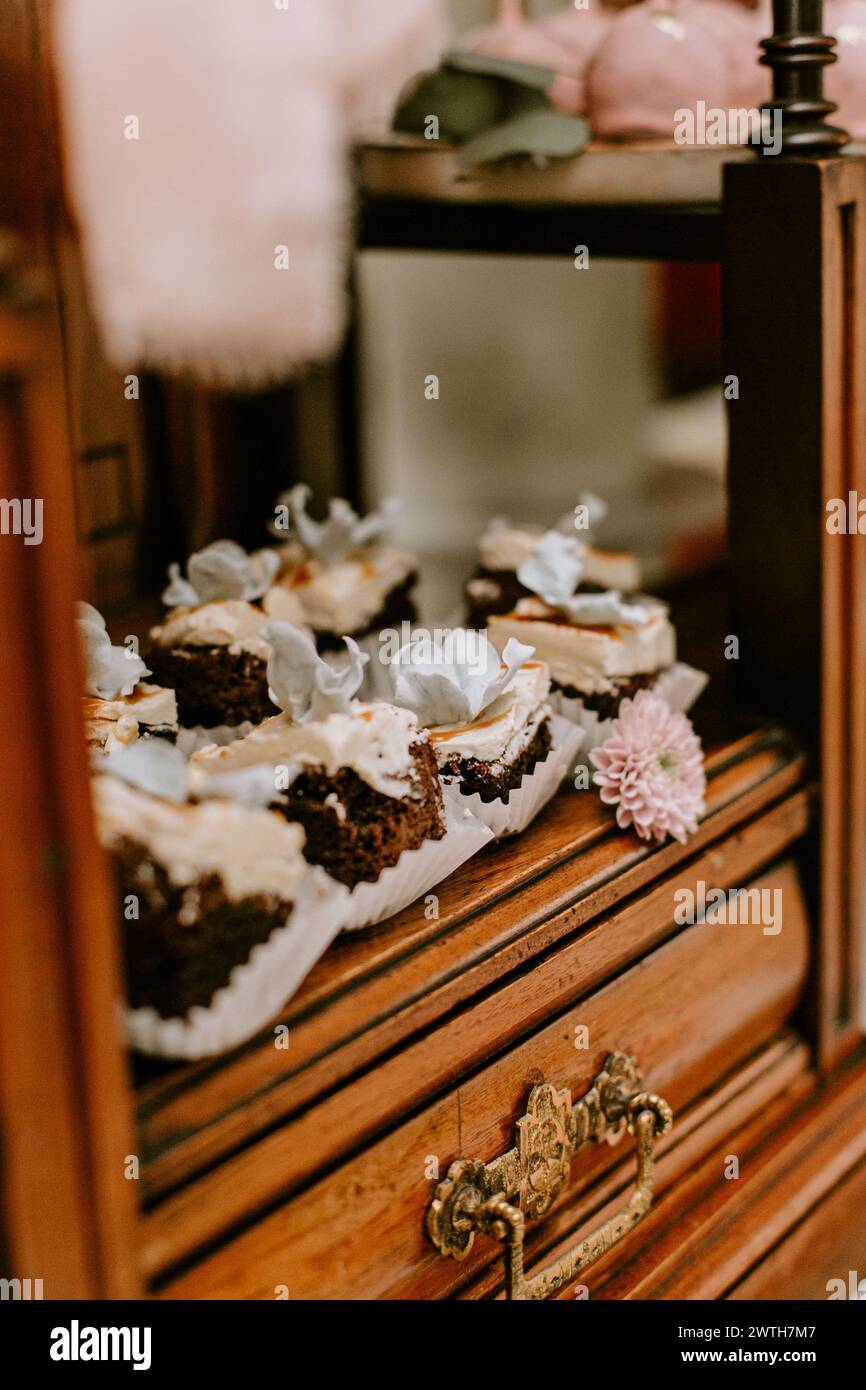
[54,0,442,388]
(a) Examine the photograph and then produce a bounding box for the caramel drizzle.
[429,708,513,743]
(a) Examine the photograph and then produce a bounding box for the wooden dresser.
[133,728,826,1299]
[2,0,866,1302]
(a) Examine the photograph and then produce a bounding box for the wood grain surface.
[593,1053,866,1300]
[725,154,866,1069]
[728,1151,866,1299]
[151,858,809,1297]
[0,298,140,1295]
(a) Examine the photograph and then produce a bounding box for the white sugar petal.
[518,529,584,606]
[103,740,189,802]
[389,627,535,726]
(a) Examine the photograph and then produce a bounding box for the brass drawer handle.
[426,1052,672,1300]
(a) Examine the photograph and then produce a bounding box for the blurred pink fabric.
[538,6,615,103]
[588,0,731,137]
[462,0,590,113]
[826,0,866,138]
[464,1,771,136]
[695,0,770,110]
[55,0,442,387]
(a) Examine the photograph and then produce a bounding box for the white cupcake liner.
[124,866,348,1060]
[551,662,709,761]
[443,714,585,840]
[654,662,709,715]
[175,720,257,756]
[339,790,494,931]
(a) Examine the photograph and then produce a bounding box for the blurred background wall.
[359,253,658,579]
[358,0,666,617]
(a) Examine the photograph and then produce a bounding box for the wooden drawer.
[153,855,809,1299]
[728,1159,866,1300]
[546,1051,866,1301]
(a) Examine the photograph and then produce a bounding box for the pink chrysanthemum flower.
[589,690,706,845]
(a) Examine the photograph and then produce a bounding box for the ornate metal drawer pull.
[426,1052,672,1300]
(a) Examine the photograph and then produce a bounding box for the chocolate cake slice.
[429,663,554,803]
[551,671,659,720]
[191,705,445,888]
[483,530,676,718]
[149,538,307,728]
[190,622,446,890]
[146,619,275,729]
[269,732,442,886]
[489,598,676,716]
[266,543,417,653]
[436,714,553,803]
[465,520,641,628]
[265,485,418,652]
[77,601,179,753]
[147,592,312,729]
[84,684,178,754]
[386,628,557,806]
[92,771,309,1019]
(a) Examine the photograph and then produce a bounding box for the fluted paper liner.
[551,662,709,761]
[339,791,494,932]
[125,865,348,1060]
[444,714,584,840]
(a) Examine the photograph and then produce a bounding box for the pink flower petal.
[589,691,706,846]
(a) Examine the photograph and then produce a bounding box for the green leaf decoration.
[458,109,589,167]
[392,53,590,169]
[445,48,557,93]
[393,68,505,144]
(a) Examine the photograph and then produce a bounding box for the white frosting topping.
[191,701,422,800]
[149,600,275,658]
[83,683,178,753]
[583,548,641,592]
[480,525,547,573]
[479,524,640,590]
[83,683,177,728]
[85,713,141,754]
[466,576,503,604]
[428,663,551,765]
[270,544,415,635]
[92,774,307,903]
[489,598,675,695]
